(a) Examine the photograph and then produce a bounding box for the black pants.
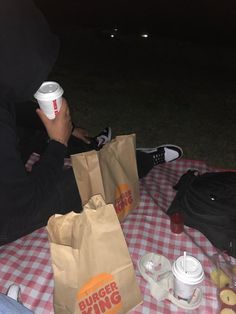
[16,101,154,178]
[0,102,155,246]
[3,102,153,244]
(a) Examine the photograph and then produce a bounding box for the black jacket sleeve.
[0,0,82,244]
[0,107,82,223]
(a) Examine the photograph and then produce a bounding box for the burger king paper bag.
[47,195,142,314]
[71,134,140,222]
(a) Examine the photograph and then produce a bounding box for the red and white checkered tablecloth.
[0,158,235,313]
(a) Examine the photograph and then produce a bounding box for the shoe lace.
[96,134,108,147]
[153,148,165,165]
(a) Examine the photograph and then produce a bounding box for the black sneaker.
[137,144,183,166]
[90,127,112,150]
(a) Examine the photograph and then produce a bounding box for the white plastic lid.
[34,81,63,101]
[172,255,204,285]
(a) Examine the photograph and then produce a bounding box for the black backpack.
[167,170,236,258]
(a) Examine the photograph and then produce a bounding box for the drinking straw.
[184,251,187,273]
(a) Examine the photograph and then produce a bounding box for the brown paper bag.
[71,134,140,221]
[47,195,143,314]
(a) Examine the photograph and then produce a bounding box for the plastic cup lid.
[172,255,204,285]
[34,81,63,101]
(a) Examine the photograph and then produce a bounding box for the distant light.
[114,28,118,32]
[141,34,149,38]
[110,34,115,38]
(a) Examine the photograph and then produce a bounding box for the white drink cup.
[34,81,64,119]
[172,253,204,302]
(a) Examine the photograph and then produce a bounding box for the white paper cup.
[34,81,64,119]
[172,254,204,301]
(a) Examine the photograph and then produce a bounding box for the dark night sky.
[34,0,236,42]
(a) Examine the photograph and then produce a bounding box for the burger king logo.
[114,184,133,218]
[77,273,122,314]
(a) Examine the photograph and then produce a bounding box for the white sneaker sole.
[137,144,183,155]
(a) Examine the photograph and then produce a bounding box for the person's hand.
[36,98,72,146]
[72,127,91,144]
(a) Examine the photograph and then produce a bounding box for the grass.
[50,27,236,169]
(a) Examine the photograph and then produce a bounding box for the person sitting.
[0,0,183,246]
